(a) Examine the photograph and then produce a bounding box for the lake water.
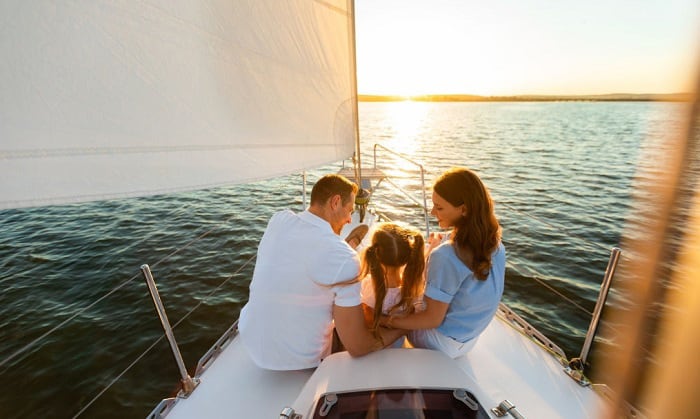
[0,101,689,418]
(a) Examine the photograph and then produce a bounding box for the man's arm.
[333,304,406,356]
[361,303,375,328]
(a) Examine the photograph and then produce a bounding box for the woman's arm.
[382,296,449,330]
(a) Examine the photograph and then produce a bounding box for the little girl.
[359,223,425,347]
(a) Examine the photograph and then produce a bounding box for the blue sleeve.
[424,247,464,304]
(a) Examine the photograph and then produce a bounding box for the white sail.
[0,0,358,209]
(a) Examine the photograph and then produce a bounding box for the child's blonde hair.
[360,223,425,333]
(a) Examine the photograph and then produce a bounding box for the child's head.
[368,223,416,264]
[361,223,425,332]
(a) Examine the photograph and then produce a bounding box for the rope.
[72,253,256,418]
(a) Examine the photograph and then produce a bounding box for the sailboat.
[2,0,698,418]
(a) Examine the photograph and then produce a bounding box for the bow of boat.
[152,306,607,418]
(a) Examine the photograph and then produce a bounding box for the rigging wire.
[72,333,167,419]
[0,272,140,370]
[496,200,612,317]
[0,203,196,284]
[0,213,238,370]
[498,201,614,254]
[527,273,593,317]
[72,253,256,418]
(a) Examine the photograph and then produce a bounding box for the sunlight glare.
[386,101,427,156]
[355,0,700,96]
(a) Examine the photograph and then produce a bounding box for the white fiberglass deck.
[157,310,608,418]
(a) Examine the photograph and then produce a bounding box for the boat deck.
[156,310,608,418]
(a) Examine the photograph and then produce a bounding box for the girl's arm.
[381,296,449,330]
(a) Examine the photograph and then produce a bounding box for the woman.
[381,167,506,358]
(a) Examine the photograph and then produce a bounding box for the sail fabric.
[0,0,358,209]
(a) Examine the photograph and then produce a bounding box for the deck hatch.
[311,388,490,418]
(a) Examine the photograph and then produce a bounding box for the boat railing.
[570,247,621,373]
[144,318,241,419]
[339,144,431,237]
[496,303,567,360]
[141,264,199,397]
[193,320,239,376]
[492,246,623,388]
[372,143,431,237]
[76,240,257,417]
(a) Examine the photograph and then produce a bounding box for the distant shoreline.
[358,93,694,102]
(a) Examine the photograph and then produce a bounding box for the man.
[239,174,404,370]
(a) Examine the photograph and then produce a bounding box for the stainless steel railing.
[338,144,431,237]
[372,144,430,237]
[580,247,622,365]
[141,264,199,397]
[565,247,622,385]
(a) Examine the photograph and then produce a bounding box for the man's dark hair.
[310,174,358,206]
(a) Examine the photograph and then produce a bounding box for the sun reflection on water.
[385,100,429,156]
[373,101,432,198]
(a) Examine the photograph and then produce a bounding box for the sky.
[354,0,700,96]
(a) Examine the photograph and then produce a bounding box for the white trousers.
[407,329,477,359]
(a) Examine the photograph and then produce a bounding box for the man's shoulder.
[271,209,328,231]
[266,209,301,229]
[260,210,301,241]
[270,209,296,222]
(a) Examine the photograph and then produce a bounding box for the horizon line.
[357,92,694,102]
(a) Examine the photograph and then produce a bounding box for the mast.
[349,0,363,188]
